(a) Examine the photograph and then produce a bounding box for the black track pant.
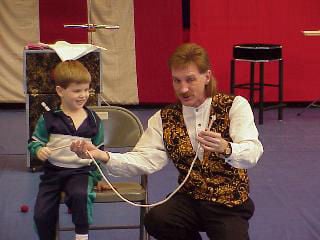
[34,161,96,240]
[144,193,255,240]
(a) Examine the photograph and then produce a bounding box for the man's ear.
[205,70,212,84]
[56,86,64,97]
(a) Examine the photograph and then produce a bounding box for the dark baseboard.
[0,101,319,110]
[102,101,319,109]
[0,103,25,110]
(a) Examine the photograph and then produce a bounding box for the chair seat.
[60,182,146,203]
[95,182,146,202]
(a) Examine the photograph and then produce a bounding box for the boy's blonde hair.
[52,60,91,88]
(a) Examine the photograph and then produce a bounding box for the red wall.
[191,0,320,102]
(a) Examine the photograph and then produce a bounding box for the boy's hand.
[36,147,52,161]
[95,180,111,192]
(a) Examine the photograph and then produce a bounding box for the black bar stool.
[230,43,285,124]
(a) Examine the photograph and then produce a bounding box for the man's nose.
[179,82,189,93]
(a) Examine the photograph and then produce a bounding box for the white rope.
[48,110,216,208]
[49,143,200,207]
[86,115,215,208]
[87,145,201,208]
[50,144,70,151]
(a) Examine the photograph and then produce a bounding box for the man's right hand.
[70,140,110,163]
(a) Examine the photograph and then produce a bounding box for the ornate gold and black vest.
[161,93,249,207]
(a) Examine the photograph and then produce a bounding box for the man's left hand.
[197,130,228,153]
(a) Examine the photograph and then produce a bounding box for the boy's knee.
[67,189,88,204]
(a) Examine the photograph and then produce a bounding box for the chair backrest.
[88,105,148,187]
[88,105,144,149]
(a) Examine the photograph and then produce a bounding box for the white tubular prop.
[41,102,51,111]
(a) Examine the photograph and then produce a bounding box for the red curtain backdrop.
[134,0,183,104]
[191,0,320,102]
[39,0,88,44]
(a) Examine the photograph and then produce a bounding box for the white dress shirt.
[106,96,263,177]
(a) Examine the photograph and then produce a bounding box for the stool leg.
[230,59,235,94]
[278,59,284,120]
[250,62,255,108]
[259,62,264,124]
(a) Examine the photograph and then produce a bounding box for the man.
[71,43,263,240]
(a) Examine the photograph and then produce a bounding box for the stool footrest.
[233,86,260,91]
[261,103,286,111]
[234,83,280,88]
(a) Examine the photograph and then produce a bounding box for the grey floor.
[0,106,320,240]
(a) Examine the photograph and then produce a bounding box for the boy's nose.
[80,91,89,97]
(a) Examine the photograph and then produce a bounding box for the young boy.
[28,60,107,240]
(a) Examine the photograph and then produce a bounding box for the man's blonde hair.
[168,43,217,97]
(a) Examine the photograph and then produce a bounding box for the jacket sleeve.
[91,115,105,181]
[27,115,49,157]
[91,119,105,150]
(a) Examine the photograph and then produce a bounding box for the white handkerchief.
[48,41,99,61]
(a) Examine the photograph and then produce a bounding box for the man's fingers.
[70,140,86,152]
[70,141,79,151]
[200,131,221,138]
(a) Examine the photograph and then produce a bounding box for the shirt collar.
[182,97,212,112]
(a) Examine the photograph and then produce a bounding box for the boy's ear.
[56,86,64,97]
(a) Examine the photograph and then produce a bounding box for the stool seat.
[233,43,282,61]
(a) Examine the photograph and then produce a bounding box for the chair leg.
[140,206,149,240]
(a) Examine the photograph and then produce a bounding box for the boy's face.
[56,82,90,111]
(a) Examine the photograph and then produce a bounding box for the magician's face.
[172,63,211,107]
